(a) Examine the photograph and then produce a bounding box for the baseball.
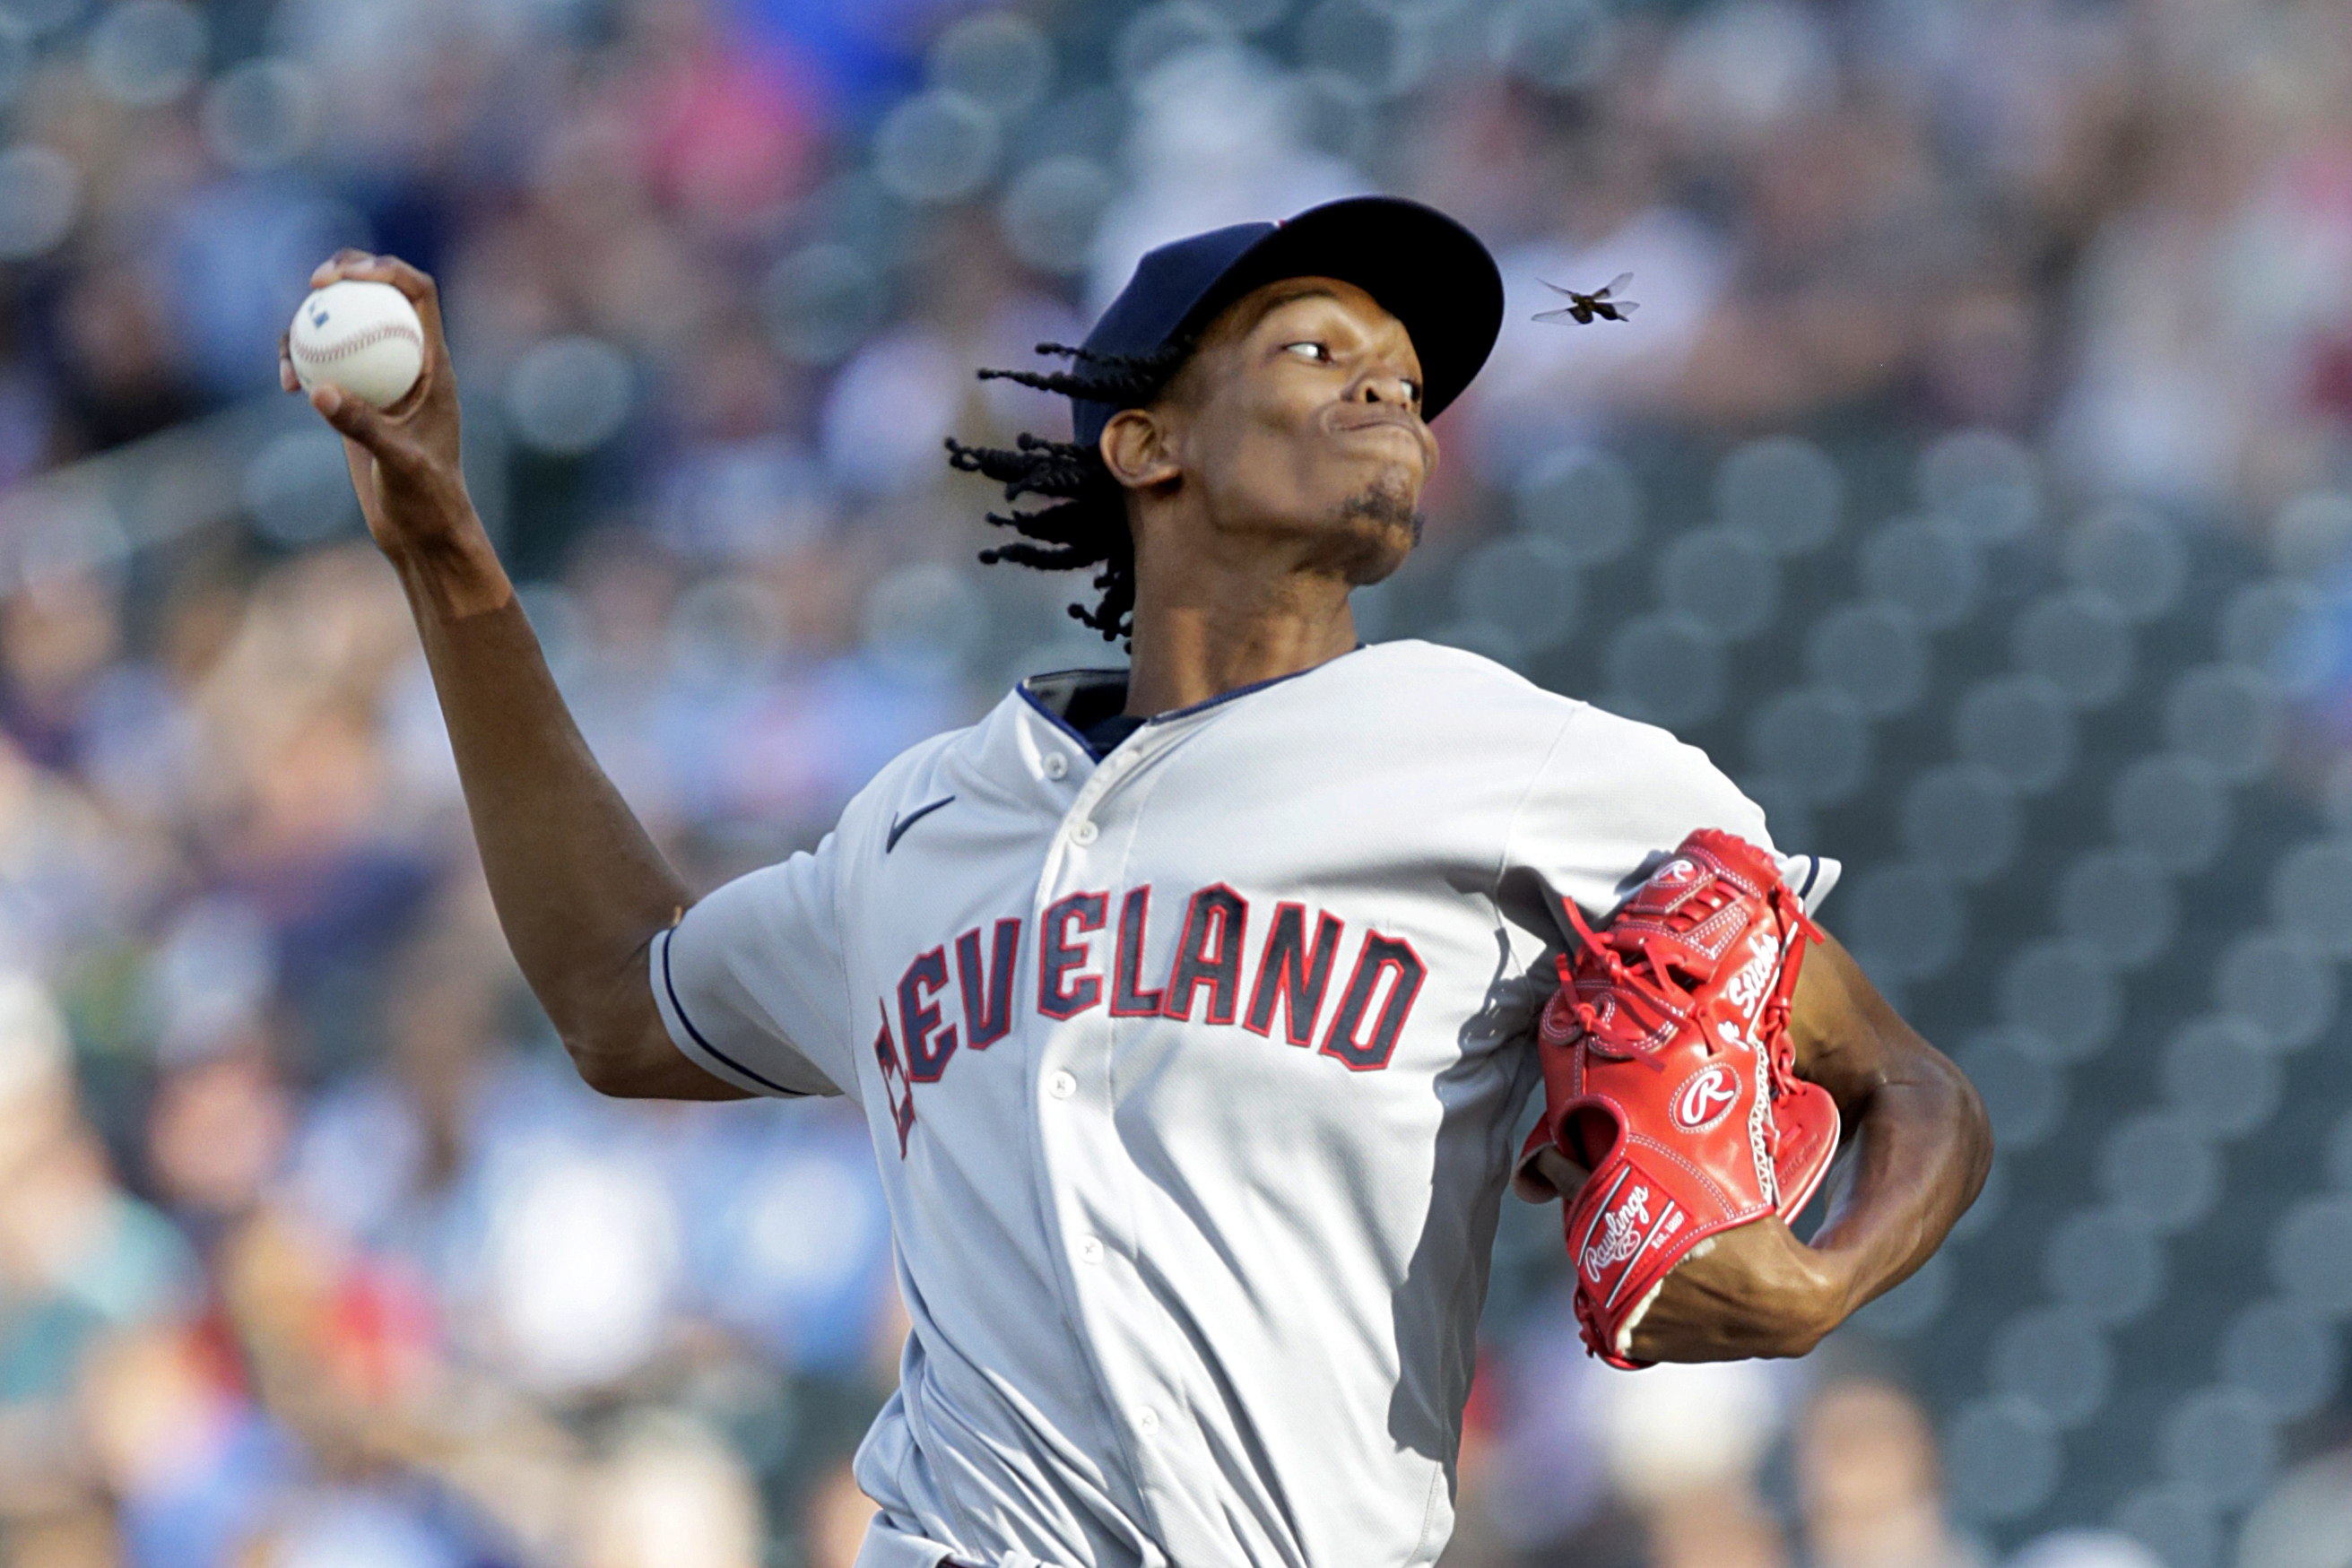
[287,280,425,409]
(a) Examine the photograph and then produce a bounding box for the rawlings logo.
[1581,1183,1653,1280]
[1671,1063,1741,1131]
[1582,1182,1684,1284]
[1653,858,1699,888]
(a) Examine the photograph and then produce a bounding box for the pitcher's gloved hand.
[1514,829,1841,1367]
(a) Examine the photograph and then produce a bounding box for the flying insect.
[1535,273,1637,325]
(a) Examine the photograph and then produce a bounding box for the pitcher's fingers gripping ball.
[1516,829,1841,1367]
[286,278,425,409]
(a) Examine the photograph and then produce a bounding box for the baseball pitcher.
[285,195,1990,1568]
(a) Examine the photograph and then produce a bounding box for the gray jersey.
[650,639,1836,1568]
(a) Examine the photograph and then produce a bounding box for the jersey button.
[1047,1070,1078,1100]
[1069,819,1099,845]
[1137,1408,1159,1434]
[1043,753,1069,780]
[1078,1236,1105,1265]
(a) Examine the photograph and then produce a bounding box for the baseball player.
[284,196,1989,1568]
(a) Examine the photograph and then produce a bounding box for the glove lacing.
[1555,868,1822,1156]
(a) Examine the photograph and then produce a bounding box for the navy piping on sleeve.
[659,928,810,1097]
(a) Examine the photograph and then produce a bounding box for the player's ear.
[1100,407,1182,493]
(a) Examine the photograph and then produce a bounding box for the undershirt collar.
[1079,710,1148,755]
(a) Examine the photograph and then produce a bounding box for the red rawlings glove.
[1519,829,1839,1369]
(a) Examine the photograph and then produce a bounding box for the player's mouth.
[1329,408,1432,463]
[1332,408,1424,436]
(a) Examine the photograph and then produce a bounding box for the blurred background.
[2,0,2352,1566]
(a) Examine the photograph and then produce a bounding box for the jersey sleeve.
[1509,705,1839,924]
[648,833,861,1102]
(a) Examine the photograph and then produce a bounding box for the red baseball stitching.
[295,322,423,365]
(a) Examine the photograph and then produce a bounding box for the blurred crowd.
[4,0,2352,1565]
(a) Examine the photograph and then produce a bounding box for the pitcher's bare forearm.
[285,250,736,1099]
[395,538,737,1098]
[1787,931,1990,1311]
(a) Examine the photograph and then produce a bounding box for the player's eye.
[1281,341,1332,364]
[1402,378,1423,403]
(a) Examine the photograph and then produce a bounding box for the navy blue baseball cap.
[1070,195,1505,449]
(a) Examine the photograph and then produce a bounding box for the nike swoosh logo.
[886,795,956,853]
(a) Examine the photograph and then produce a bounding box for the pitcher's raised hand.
[282,251,499,611]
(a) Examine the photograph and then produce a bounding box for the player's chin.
[1329,479,1423,573]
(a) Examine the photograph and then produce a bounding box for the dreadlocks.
[944,337,1195,642]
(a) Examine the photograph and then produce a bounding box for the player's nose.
[1351,372,1421,411]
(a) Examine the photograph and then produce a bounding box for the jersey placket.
[1022,722,1211,1543]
